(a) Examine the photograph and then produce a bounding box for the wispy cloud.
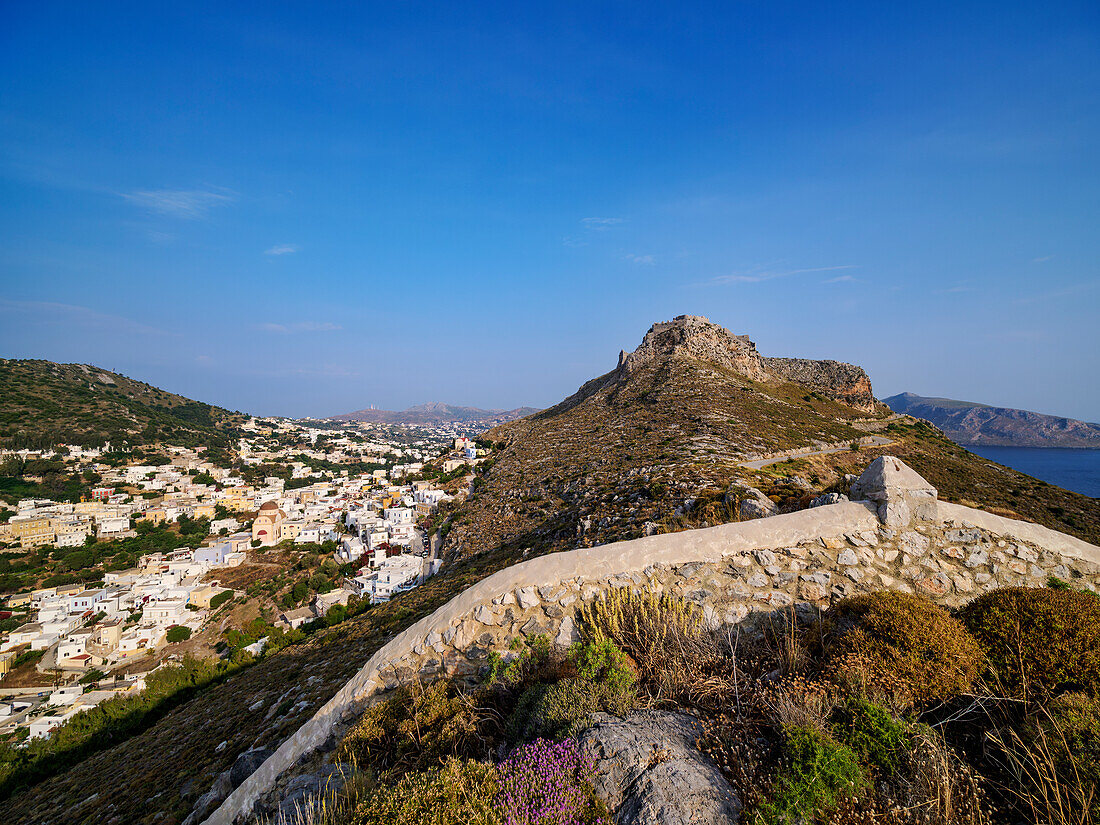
[580,217,625,230]
[264,244,299,256]
[706,264,857,286]
[823,274,858,284]
[1031,255,1054,263]
[935,284,974,294]
[624,253,655,265]
[120,187,235,219]
[256,321,342,334]
[0,299,171,336]
[564,217,628,247]
[1014,281,1098,305]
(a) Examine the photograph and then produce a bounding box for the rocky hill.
[441,317,1099,563]
[5,320,1099,825]
[330,402,538,425]
[884,391,1100,448]
[0,359,248,450]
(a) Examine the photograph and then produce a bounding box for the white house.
[210,517,240,534]
[68,589,104,614]
[118,624,160,657]
[365,531,389,552]
[46,684,84,707]
[57,629,95,663]
[93,590,124,616]
[383,507,415,525]
[387,523,416,546]
[142,598,189,627]
[348,553,421,604]
[29,705,82,740]
[97,516,131,537]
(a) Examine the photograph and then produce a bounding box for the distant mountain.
[883,392,1100,449]
[0,359,247,450]
[331,401,539,425]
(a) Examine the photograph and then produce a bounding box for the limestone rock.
[739,488,778,520]
[516,586,540,609]
[763,357,876,411]
[579,710,741,824]
[850,456,937,527]
[555,615,579,647]
[621,315,770,382]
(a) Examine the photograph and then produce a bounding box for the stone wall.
[205,462,1100,825]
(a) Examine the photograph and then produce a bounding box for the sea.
[967,446,1100,499]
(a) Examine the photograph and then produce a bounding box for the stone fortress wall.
[205,458,1100,825]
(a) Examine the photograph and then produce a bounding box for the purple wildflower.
[497,738,607,825]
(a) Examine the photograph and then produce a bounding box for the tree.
[291,581,309,605]
[165,625,192,643]
[324,603,347,626]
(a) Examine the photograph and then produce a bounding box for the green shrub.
[165,625,191,643]
[507,679,599,742]
[757,726,865,823]
[1042,692,1100,801]
[959,586,1100,699]
[351,757,501,825]
[824,592,983,706]
[208,589,232,610]
[485,635,554,688]
[829,697,909,776]
[78,669,106,685]
[505,641,637,742]
[569,638,637,714]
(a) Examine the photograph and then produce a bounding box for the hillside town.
[0,418,487,743]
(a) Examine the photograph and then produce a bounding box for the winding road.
[738,435,894,470]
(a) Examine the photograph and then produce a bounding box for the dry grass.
[260,762,360,825]
[988,707,1097,825]
[891,726,990,825]
[576,589,750,709]
[758,677,839,733]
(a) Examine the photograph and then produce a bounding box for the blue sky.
[1,1,1098,420]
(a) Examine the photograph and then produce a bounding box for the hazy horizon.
[2,3,1098,421]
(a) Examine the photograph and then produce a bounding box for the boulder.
[229,747,273,789]
[849,456,937,527]
[738,487,778,520]
[579,710,741,824]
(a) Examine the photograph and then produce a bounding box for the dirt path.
[738,435,893,470]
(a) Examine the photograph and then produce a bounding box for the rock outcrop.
[764,356,877,412]
[580,711,741,824]
[620,315,771,382]
[617,316,877,412]
[183,748,273,825]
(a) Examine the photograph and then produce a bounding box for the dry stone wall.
[206,463,1100,825]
